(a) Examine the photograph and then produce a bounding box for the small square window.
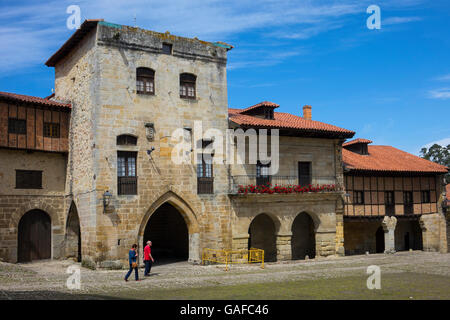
[8,118,26,135]
[354,191,365,205]
[162,43,172,55]
[16,170,42,189]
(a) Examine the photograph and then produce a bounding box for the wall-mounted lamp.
[147,147,155,155]
[103,190,113,209]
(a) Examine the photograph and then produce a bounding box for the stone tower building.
[45,20,233,265]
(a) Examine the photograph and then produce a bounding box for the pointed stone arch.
[138,190,200,263]
[65,201,82,262]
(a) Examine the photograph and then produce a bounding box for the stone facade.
[1,21,447,265]
[0,149,67,262]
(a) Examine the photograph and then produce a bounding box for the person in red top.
[144,241,154,276]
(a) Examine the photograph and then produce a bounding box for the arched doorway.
[18,210,51,263]
[291,212,316,260]
[143,203,189,262]
[248,214,277,262]
[65,203,81,262]
[375,226,385,253]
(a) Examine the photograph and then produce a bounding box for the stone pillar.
[276,233,292,261]
[382,216,397,254]
[189,232,200,263]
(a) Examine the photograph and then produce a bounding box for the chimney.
[303,105,312,120]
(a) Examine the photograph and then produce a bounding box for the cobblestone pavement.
[0,251,449,299]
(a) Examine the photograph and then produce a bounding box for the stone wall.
[0,149,67,262]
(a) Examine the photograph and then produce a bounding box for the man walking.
[144,241,154,276]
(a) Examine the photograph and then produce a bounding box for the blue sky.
[1,0,449,154]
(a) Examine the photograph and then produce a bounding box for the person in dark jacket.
[124,244,139,281]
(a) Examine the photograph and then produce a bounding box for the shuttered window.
[8,118,26,134]
[180,73,196,99]
[43,123,60,138]
[16,170,42,189]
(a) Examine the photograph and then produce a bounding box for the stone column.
[276,233,292,261]
[382,216,397,254]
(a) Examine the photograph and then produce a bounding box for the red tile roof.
[343,145,449,174]
[0,91,71,109]
[240,101,280,114]
[343,138,373,147]
[229,106,355,138]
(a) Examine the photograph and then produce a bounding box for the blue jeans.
[144,260,152,275]
[125,264,139,281]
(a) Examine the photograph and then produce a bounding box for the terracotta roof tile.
[343,145,449,174]
[343,138,373,147]
[0,91,71,109]
[229,107,354,138]
[239,101,280,114]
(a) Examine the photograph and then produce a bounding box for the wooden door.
[18,210,51,262]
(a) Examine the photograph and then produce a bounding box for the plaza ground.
[0,251,449,300]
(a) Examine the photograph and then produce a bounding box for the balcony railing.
[118,176,138,195]
[229,175,342,195]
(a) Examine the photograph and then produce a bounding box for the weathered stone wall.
[230,193,342,261]
[54,22,232,265]
[0,149,67,262]
[344,220,382,255]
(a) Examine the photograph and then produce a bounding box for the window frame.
[43,122,60,138]
[8,118,27,135]
[136,67,155,95]
[421,190,431,203]
[298,161,312,186]
[197,155,214,194]
[116,135,137,146]
[180,73,196,99]
[117,151,138,195]
[354,190,365,205]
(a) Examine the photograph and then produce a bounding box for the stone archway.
[65,202,81,262]
[395,219,423,251]
[248,213,277,262]
[18,210,51,263]
[291,212,316,260]
[139,191,200,263]
[143,203,189,262]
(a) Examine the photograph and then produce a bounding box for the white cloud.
[423,137,450,149]
[382,16,422,26]
[0,0,427,74]
[434,74,450,81]
[428,88,450,100]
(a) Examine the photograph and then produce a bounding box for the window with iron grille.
[117,151,138,195]
[8,118,26,134]
[256,161,271,186]
[117,134,137,146]
[136,67,155,95]
[197,155,213,194]
[16,170,42,189]
[298,161,312,186]
[421,190,430,203]
[180,73,196,99]
[162,43,172,54]
[354,191,365,204]
[43,123,60,138]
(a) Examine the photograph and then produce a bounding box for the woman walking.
[124,244,139,282]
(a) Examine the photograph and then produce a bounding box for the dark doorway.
[66,203,81,262]
[291,212,316,260]
[248,214,277,262]
[395,220,422,251]
[18,210,51,263]
[143,203,189,263]
[375,226,385,253]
